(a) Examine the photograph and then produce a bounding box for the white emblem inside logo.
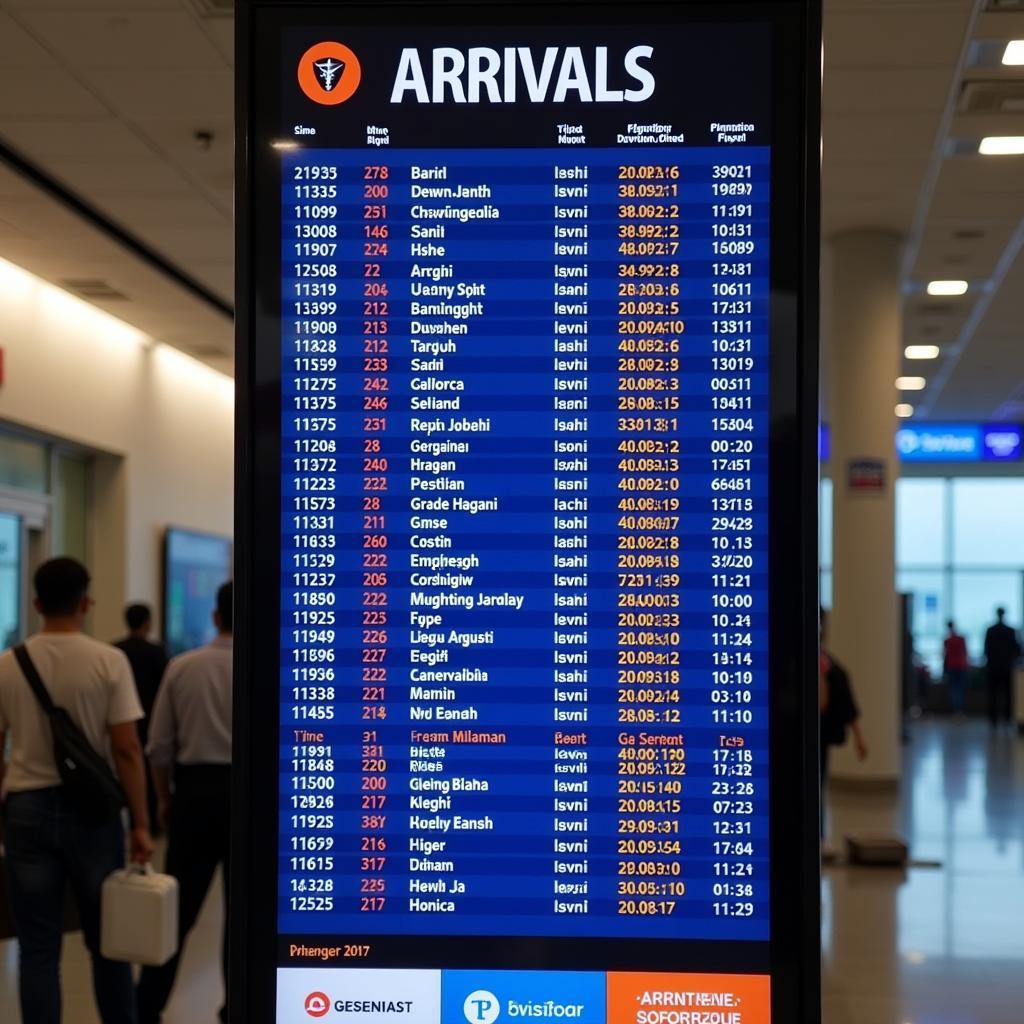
[314,57,345,91]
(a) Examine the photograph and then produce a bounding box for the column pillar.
[828,230,902,784]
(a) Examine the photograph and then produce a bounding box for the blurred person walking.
[819,608,867,841]
[0,557,153,1024]
[114,603,168,832]
[136,582,233,1024]
[943,620,970,717]
[983,607,1021,728]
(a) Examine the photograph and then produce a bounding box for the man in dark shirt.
[114,603,168,829]
[984,607,1021,728]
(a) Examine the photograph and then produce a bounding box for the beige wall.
[0,257,233,641]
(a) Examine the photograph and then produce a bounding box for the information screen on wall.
[236,3,821,1023]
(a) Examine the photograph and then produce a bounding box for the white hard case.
[101,865,179,966]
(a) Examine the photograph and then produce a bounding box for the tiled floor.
[823,720,1024,1024]
[0,719,1020,1022]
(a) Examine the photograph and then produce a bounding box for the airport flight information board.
[237,4,820,1023]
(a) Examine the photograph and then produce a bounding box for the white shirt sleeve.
[147,669,176,767]
[106,649,144,726]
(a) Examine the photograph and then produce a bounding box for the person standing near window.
[984,607,1021,729]
[943,620,970,717]
[0,557,153,1024]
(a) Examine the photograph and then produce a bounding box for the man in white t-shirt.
[0,557,154,1024]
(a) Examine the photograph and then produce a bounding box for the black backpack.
[13,645,126,824]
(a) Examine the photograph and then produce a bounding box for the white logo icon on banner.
[464,990,500,1024]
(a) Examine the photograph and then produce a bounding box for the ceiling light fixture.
[271,140,300,150]
[905,345,940,360]
[1003,40,1024,65]
[926,280,968,296]
[895,404,914,418]
[896,376,927,391]
[979,136,1024,155]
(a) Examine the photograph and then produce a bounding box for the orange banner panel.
[607,972,771,1024]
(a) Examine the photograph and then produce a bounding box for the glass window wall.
[822,477,1024,677]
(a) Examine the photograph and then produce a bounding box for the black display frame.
[233,2,821,1020]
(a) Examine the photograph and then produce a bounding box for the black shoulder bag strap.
[13,644,57,717]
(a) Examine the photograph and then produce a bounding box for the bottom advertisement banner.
[276,968,771,1024]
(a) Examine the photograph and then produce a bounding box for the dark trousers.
[136,765,230,1024]
[987,668,1013,725]
[946,668,968,714]
[2,786,134,1024]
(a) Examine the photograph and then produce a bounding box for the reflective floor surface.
[0,719,1020,1022]
[823,719,1024,1024]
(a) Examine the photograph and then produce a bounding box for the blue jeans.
[2,787,135,1024]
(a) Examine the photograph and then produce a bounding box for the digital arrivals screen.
[240,3,818,1022]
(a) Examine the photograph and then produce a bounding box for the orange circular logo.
[304,991,331,1018]
[298,42,361,105]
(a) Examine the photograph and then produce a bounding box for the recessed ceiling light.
[271,140,300,150]
[896,377,927,391]
[979,136,1024,155]
[1003,40,1024,65]
[905,345,940,360]
[895,403,914,418]
[926,280,968,296]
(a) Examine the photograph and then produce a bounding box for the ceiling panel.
[15,9,228,71]
[0,12,59,67]
[910,222,1015,278]
[928,186,1024,225]
[84,68,233,120]
[150,226,233,265]
[825,114,940,160]
[0,117,156,160]
[968,250,1024,334]
[0,168,46,200]
[198,18,233,65]
[129,118,234,198]
[824,155,933,188]
[91,193,228,229]
[823,197,924,235]
[44,156,201,197]
[923,245,1024,418]
[935,156,1024,194]
[189,262,233,298]
[824,9,968,70]
[0,67,111,118]
[824,68,956,113]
